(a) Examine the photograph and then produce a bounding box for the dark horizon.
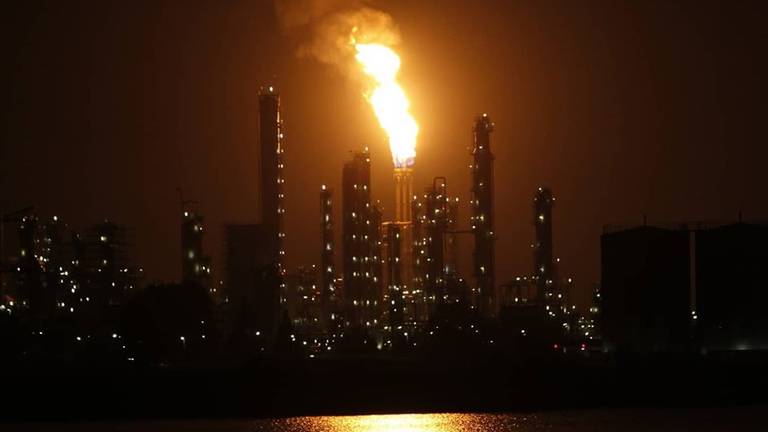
[2,0,767,311]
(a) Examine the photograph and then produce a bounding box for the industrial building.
[499,276,537,307]
[215,86,287,342]
[12,214,41,311]
[224,223,280,338]
[695,222,768,351]
[601,220,768,354]
[391,161,416,325]
[601,225,692,353]
[6,215,140,319]
[320,185,341,331]
[285,265,323,335]
[180,210,212,293]
[342,149,381,327]
[533,187,556,302]
[417,177,462,317]
[383,222,405,330]
[531,187,573,318]
[89,220,138,307]
[411,196,427,319]
[470,114,496,317]
[258,87,285,282]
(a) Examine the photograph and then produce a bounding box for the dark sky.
[2,0,766,309]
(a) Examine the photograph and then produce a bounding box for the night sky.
[2,0,766,309]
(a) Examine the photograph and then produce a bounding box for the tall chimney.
[394,167,414,223]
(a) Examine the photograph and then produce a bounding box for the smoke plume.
[274,0,400,76]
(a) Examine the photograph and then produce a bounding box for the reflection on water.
[253,408,766,432]
[261,413,531,432]
[4,407,766,431]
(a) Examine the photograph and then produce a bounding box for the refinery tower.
[471,114,496,317]
[384,157,416,328]
[394,156,416,287]
[394,164,414,224]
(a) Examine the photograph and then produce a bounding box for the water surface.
[5,408,766,431]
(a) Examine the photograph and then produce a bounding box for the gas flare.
[354,43,418,168]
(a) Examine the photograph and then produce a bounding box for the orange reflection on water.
[334,414,456,432]
[274,413,512,432]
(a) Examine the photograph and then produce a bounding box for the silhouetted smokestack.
[471,113,496,317]
[394,167,413,223]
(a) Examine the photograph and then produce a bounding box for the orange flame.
[354,43,418,168]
